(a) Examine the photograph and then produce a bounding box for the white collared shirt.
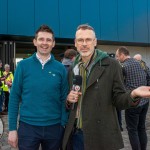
[36,53,51,69]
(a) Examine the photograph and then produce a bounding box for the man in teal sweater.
[8,25,69,150]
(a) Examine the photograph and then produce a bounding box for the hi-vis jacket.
[3,71,14,92]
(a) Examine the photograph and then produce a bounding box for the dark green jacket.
[63,50,135,150]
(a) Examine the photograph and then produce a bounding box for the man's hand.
[67,90,82,103]
[131,86,150,99]
[6,80,12,87]
[8,130,18,148]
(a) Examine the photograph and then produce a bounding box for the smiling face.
[75,29,97,62]
[33,31,55,57]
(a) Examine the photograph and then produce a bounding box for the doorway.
[15,42,36,66]
[0,40,75,72]
[0,41,15,72]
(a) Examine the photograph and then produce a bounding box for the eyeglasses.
[76,38,95,45]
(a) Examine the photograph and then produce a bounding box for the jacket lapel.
[86,60,110,89]
[86,65,105,89]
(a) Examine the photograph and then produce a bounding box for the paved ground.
[0,106,150,150]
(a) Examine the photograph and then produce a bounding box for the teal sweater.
[9,53,69,131]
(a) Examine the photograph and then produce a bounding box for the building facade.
[0,0,150,70]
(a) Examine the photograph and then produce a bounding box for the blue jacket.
[9,53,69,131]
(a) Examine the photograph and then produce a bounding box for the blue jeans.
[125,102,149,150]
[72,129,84,150]
[0,88,4,112]
[18,121,64,150]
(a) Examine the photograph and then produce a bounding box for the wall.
[0,0,150,44]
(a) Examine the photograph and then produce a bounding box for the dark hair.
[77,24,95,32]
[35,24,54,40]
[64,49,77,59]
[117,46,130,56]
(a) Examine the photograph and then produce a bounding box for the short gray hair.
[4,64,10,69]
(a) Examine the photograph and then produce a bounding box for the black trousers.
[125,102,149,150]
[18,121,64,150]
[4,91,9,111]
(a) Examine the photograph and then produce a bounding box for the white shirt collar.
[36,53,51,65]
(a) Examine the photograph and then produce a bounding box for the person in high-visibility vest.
[0,60,4,114]
[3,64,13,113]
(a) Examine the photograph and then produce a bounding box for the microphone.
[72,75,82,110]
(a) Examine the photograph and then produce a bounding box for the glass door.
[0,41,15,72]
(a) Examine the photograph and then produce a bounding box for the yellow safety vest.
[0,70,4,88]
[3,71,14,92]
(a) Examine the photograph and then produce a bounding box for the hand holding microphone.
[66,75,82,109]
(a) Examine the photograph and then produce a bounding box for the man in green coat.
[62,24,150,150]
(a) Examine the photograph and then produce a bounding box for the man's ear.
[94,38,97,47]
[33,39,37,46]
[74,39,77,48]
[52,40,55,48]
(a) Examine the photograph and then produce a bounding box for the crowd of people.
[0,24,150,150]
[0,61,13,115]
[116,47,150,150]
